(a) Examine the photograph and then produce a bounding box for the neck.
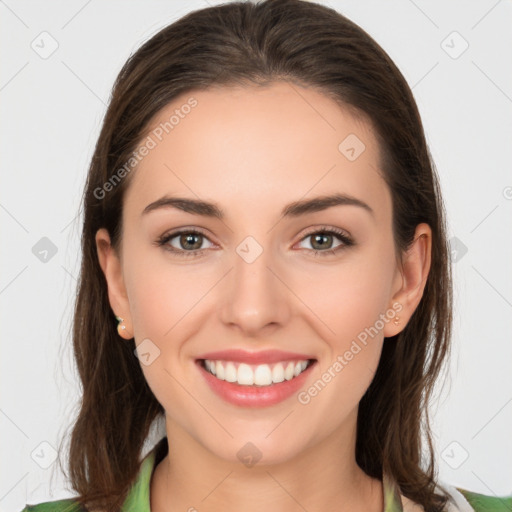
[150,415,383,512]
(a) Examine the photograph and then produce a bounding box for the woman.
[20,0,511,511]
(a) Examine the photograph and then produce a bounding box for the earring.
[115,315,127,337]
[393,316,400,326]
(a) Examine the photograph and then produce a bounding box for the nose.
[219,242,291,338]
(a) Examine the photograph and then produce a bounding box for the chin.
[199,428,312,468]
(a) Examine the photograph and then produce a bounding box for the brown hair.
[64,1,452,510]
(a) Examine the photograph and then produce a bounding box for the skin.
[96,81,431,512]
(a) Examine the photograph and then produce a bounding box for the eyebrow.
[141,193,374,219]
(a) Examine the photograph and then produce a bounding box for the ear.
[383,223,432,337]
[95,228,133,339]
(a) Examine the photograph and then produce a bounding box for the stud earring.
[393,316,400,326]
[116,315,126,337]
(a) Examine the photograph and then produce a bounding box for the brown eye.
[297,227,354,256]
[176,232,204,251]
[156,229,214,258]
[309,233,336,251]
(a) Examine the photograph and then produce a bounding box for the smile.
[201,359,312,386]
[195,349,317,407]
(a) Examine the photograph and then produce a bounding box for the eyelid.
[155,227,216,257]
[298,224,352,241]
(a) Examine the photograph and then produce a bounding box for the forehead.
[124,81,390,221]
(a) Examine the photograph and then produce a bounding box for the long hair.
[66,1,452,510]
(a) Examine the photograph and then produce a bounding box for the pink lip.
[196,359,317,408]
[196,349,315,365]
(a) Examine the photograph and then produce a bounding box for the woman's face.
[97,81,427,465]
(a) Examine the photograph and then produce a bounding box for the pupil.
[312,233,331,250]
[182,233,201,250]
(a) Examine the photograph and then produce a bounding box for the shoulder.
[400,487,512,512]
[18,438,166,512]
[19,497,86,512]
[456,487,512,512]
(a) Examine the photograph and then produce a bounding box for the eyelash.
[155,226,354,259]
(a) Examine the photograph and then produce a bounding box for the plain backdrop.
[1,1,511,510]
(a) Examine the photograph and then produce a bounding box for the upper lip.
[196,349,315,365]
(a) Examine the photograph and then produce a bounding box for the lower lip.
[197,360,316,408]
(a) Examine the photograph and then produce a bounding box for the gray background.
[1,0,511,510]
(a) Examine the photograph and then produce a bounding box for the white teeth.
[206,360,216,375]
[254,364,272,386]
[237,363,254,385]
[215,361,225,380]
[284,362,294,381]
[271,363,285,383]
[203,359,311,386]
[225,361,237,382]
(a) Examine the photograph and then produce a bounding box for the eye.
[296,226,354,256]
[155,226,354,259]
[156,228,215,258]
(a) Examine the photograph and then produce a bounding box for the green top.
[20,437,512,512]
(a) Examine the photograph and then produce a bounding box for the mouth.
[194,350,317,407]
[199,358,315,386]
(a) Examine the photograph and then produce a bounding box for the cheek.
[304,273,387,391]
[296,264,392,427]
[294,242,395,406]
[123,242,206,340]
[122,249,203,418]
[298,247,396,350]
[121,245,215,398]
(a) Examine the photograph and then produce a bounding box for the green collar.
[121,437,403,511]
